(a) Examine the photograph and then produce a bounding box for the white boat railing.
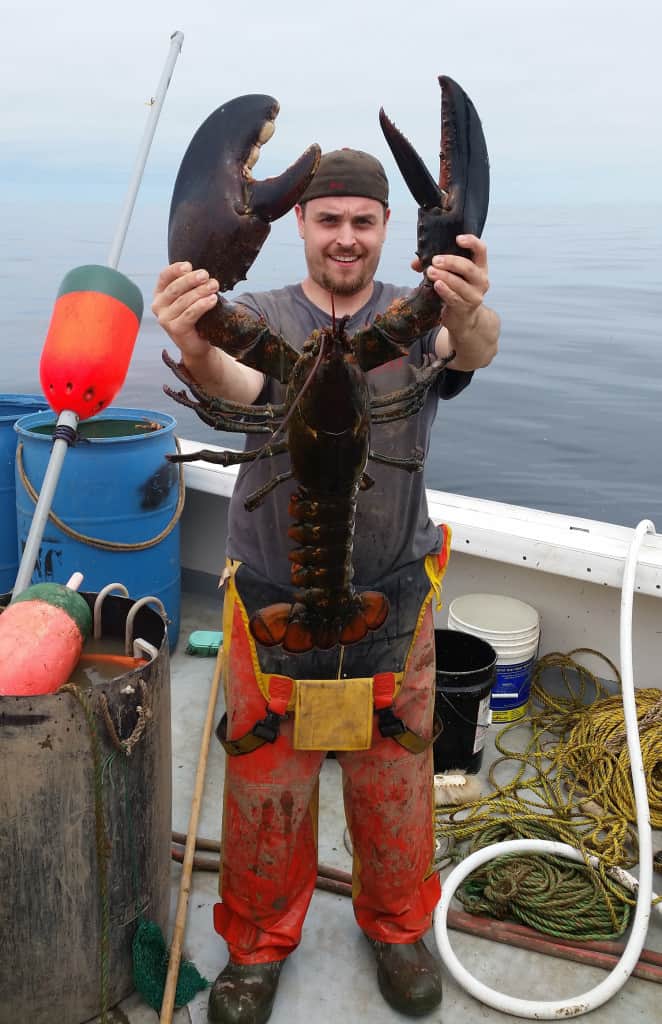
[176,436,662,600]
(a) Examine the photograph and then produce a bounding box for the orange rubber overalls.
[213,529,450,964]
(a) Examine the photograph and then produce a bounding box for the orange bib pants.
[213,545,449,964]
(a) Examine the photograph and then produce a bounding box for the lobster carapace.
[165,78,490,653]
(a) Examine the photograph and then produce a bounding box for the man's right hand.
[152,262,265,404]
[151,262,219,360]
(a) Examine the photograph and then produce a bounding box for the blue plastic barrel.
[1,394,49,595]
[14,407,182,646]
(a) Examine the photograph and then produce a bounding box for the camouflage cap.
[299,148,389,206]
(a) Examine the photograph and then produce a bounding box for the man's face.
[295,196,390,296]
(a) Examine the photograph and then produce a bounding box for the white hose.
[433,518,656,1019]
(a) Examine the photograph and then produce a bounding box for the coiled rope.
[434,647,661,942]
[455,820,631,940]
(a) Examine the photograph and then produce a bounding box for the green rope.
[121,757,142,923]
[60,684,112,1024]
[455,821,631,940]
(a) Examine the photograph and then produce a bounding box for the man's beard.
[318,265,371,296]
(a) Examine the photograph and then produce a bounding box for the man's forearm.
[183,346,265,404]
[436,304,500,371]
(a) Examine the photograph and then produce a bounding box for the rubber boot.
[207,959,284,1024]
[368,937,443,1018]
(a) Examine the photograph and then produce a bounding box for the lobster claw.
[379,76,489,267]
[168,94,321,291]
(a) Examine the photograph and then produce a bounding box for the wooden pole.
[159,646,223,1023]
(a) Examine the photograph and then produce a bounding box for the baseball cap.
[299,148,389,206]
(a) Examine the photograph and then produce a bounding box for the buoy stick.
[13,410,79,597]
[107,30,184,269]
[66,572,84,592]
[12,31,184,599]
[159,646,223,1023]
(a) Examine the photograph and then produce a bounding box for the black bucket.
[433,628,497,774]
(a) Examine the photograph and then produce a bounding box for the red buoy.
[40,265,144,420]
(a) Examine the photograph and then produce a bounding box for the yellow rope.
[562,690,662,828]
[435,650,661,909]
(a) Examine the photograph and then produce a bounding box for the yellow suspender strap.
[373,672,442,754]
[217,674,295,756]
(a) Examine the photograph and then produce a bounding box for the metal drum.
[0,593,172,1024]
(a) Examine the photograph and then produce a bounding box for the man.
[153,149,499,1023]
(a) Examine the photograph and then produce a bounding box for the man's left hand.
[411,233,489,333]
[412,234,499,370]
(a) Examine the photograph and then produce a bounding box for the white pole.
[107,30,184,269]
[13,411,80,597]
[13,30,185,598]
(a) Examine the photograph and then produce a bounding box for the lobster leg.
[163,352,285,434]
[191,307,302,383]
[164,387,282,434]
[369,372,450,425]
[244,471,294,511]
[163,350,285,422]
[351,75,489,373]
[368,449,424,473]
[369,353,455,415]
[169,441,288,469]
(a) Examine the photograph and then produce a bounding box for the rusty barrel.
[0,594,172,1024]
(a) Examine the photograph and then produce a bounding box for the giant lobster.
[164,78,489,654]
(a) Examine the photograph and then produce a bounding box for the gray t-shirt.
[226,282,472,585]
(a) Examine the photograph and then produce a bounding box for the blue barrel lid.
[0,394,49,423]
[14,406,177,444]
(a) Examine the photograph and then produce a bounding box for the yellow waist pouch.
[293,676,375,750]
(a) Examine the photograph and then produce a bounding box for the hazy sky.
[2,0,660,207]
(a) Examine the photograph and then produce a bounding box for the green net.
[132,918,209,1011]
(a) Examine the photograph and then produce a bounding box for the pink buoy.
[0,580,92,696]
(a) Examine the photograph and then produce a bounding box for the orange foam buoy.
[39,264,143,419]
[0,582,92,696]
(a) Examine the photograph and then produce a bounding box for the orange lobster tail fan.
[251,590,389,653]
[250,603,292,647]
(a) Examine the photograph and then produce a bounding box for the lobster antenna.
[241,332,327,481]
[242,291,338,482]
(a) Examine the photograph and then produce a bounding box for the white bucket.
[448,594,540,722]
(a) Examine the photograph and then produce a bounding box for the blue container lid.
[14,406,177,443]
[1,394,49,423]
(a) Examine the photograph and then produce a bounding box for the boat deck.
[95,587,662,1024]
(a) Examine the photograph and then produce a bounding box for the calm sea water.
[2,196,660,528]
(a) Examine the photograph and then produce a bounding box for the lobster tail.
[249,602,299,649]
[249,592,389,654]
